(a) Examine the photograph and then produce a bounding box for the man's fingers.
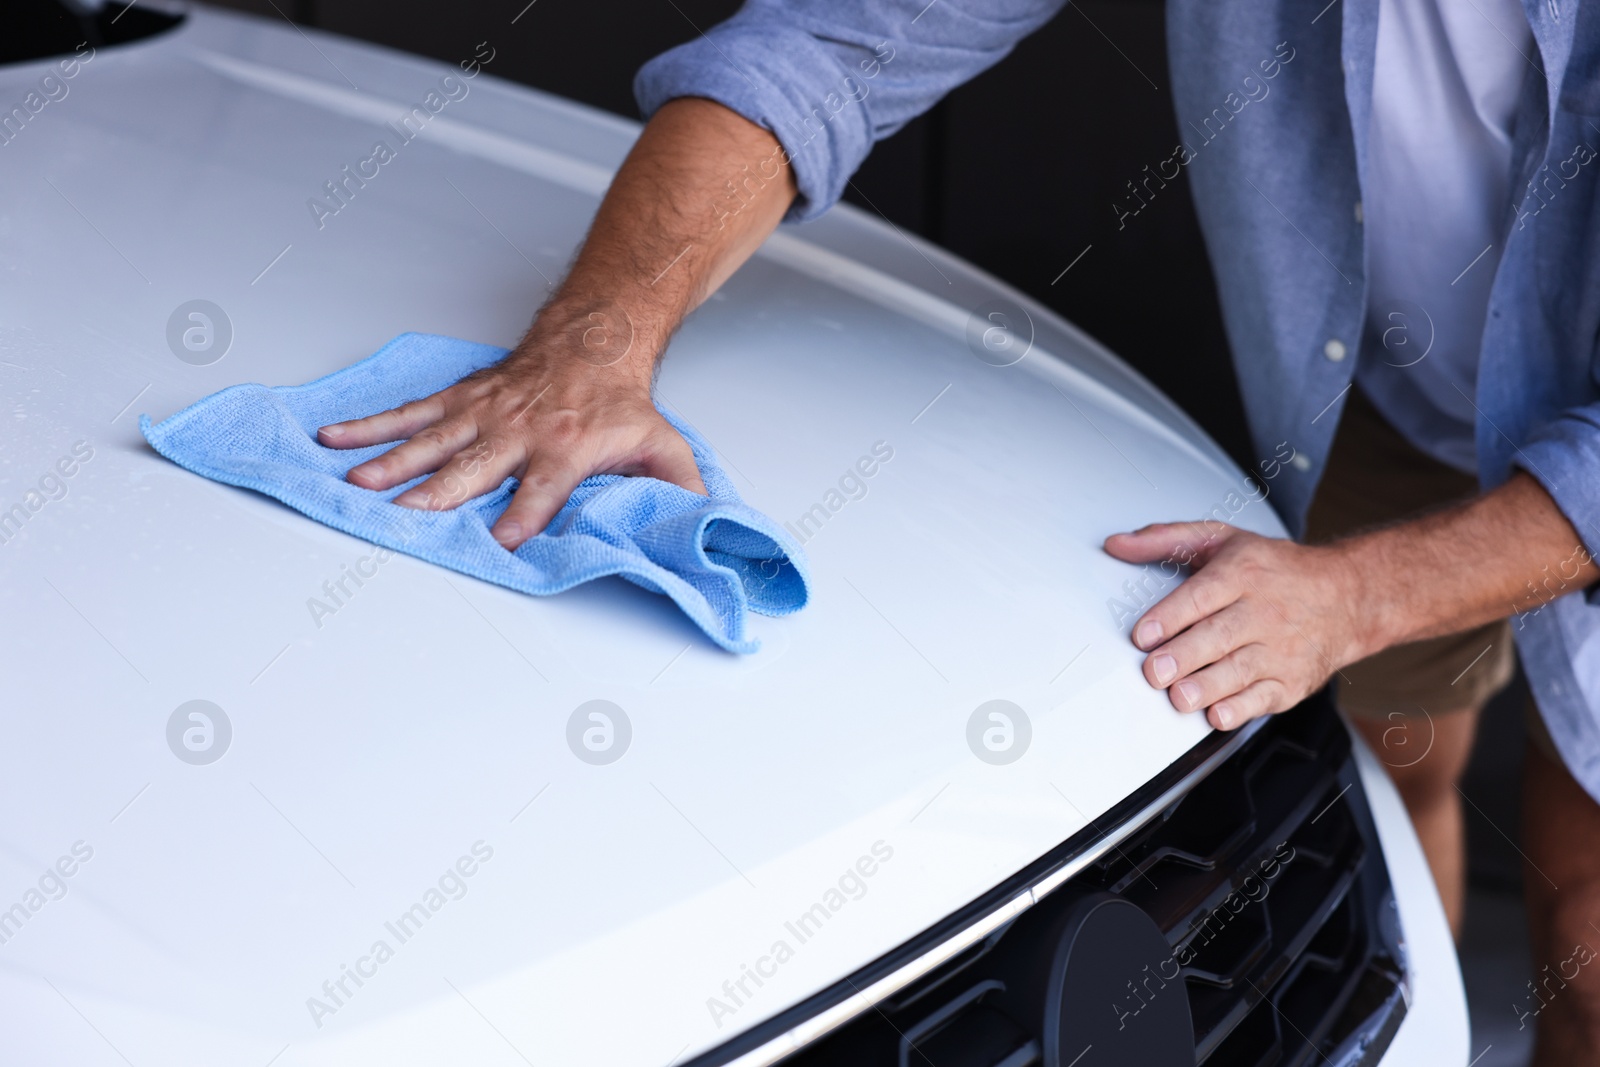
[393,436,523,511]
[633,428,707,496]
[1131,566,1242,651]
[490,455,592,550]
[485,421,703,550]
[1207,678,1289,731]
[1159,642,1268,713]
[335,380,709,546]
[320,396,448,449]
[1104,520,1237,568]
[347,418,478,491]
[1142,603,1255,691]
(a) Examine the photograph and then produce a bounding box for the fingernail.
[394,490,430,508]
[1151,654,1177,686]
[1134,619,1163,649]
[1176,680,1201,710]
[319,425,345,440]
[494,522,522,548]
[1214,702,1233,729]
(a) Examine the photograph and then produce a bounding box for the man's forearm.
[526,97,798,386]
[1344,472,1599,654]
[321,97,798,545]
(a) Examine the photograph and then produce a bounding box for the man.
[316,1,1600,1059]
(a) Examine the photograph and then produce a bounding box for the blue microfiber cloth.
[140,332,810,653]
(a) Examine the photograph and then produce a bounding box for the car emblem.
[999,891,1194,1067]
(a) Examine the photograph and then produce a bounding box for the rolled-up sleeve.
[634,0,1066,221]
[1517,404,1600,572]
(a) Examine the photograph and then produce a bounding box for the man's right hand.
[316,299,707,548]
[318,98,798,550]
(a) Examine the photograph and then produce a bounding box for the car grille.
[697,697,1408,1067]
[1069,698,1407,1065]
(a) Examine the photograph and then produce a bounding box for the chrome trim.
[716,719,1266,1067]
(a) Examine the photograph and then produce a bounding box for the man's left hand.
[1103,523,1369,730]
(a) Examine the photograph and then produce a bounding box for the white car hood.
[0,8,1290,1065]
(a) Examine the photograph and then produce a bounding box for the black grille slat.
[1099,734,1345,951]
[1188,805,1366,1057]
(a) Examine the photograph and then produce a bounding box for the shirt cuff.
[634,24,875,222]
[1513,404,1600,602]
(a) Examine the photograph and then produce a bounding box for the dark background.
[200,2,1533,1058]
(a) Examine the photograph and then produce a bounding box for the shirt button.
[1291,452,1312,472]
[1323,338,1347,362]
[1354,201,1363,223]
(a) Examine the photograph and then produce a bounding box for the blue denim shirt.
[636,0,1600,798]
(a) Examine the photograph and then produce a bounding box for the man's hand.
[1104,524,1367,730]
[316,304,705,549]
[319,98,797,550]
[1106,473,1600,731]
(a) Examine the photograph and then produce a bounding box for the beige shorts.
[1303,387,1554,757]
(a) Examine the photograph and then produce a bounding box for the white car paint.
[0,5,1466,1064]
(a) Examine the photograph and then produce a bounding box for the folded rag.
[141,332,810,653]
